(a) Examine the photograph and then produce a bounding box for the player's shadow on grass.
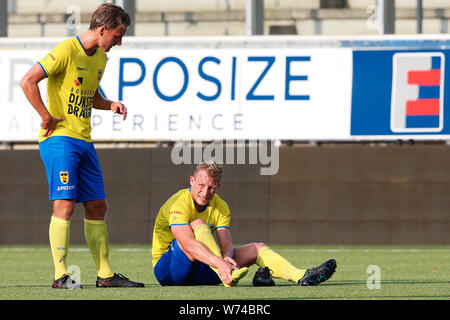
[324,279,450,286]
[0,283,156,289]
[0,285,52,289]
[267,279,450,287]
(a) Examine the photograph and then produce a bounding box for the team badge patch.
[59,171,69,184]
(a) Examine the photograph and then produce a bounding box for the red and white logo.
[391,52,444,133]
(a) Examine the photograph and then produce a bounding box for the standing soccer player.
[20,3,144,289]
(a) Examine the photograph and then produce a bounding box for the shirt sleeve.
[168,200,192,227]
[215,200,231,230]
[38,41,70,78]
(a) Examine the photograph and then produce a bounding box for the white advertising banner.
[0,47,353,141]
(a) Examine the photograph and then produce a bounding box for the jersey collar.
[76,36,97,57]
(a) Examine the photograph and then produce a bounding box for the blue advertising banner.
[2,36,450,142]
[351,49,449,137]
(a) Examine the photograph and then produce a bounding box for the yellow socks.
[84,219,114,279]
[193,223,222,257]
[229,267,249,287]
[193,223,223,281]
[256,246,306,283]
[49,216,71,280]
[193,223,248,287]
[49,216,114,280]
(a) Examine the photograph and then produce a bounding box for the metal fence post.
[378,0,395,34]
[417,0,422,34]
[246,0,264,36]
[0,0,8,37]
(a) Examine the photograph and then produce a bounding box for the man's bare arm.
[20,63,64,137]
[216,228,239,268]
[171,224,234,285]
[93,89,127,120]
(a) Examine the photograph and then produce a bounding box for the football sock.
[193,223,222,257]
[84,219,114,279]
[256,246,306,283]
[193,223,248,287]
[229,267,249,287]
[49,216,71,280]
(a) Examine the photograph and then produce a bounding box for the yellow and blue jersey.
[37,36,107,143]
[152,188,231,267]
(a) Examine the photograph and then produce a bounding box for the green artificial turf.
[0,244,449,300]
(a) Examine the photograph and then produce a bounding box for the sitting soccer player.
[151,161,337,286]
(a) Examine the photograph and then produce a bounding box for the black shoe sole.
[96,281,144,288]
[298,259,337,286]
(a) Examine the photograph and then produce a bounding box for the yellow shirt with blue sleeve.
[151,188,231,267]
[37,36,106,143]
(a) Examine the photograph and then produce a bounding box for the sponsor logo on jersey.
[74,77,83,86]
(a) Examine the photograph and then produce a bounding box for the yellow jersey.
[152,188,231,267]
[37,36,107,142]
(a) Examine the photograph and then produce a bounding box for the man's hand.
[216,259,237,286]
[41,115,65,137]
[111,102,127,120]
[223,256,239,269]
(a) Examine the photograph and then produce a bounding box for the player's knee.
[53,200,75,219]
[93,200,108,213]
[254,242,267,251]
[84,199,108,219]
[190,218,207,230]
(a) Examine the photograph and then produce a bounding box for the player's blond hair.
[89,3,130,31]
[193,161,223,180]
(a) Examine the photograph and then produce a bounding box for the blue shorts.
[153,239,224,286]
[39,136,106,203]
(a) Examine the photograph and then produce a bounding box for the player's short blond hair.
[193,161,223,180]
[89,3,130,31]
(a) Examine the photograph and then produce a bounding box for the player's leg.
[79,142,143,287]
[39,136,81,288]
[191,219,221,257]
[189,219,248,286]
[50,200,83,289]
[232,242,274,286]
[235,243,306,283]
[76,142,113,279]
[154,239,197,285]
[49,199,75,283]
[236,243,337,286]
[83,199,114,279]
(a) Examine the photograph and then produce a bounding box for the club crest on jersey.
[59,171,69,184]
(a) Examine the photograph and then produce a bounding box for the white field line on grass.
[278,248,450,253]
[1,247,450,253]
[0,247,147,252]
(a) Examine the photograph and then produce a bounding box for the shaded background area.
[1,143,448,245]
